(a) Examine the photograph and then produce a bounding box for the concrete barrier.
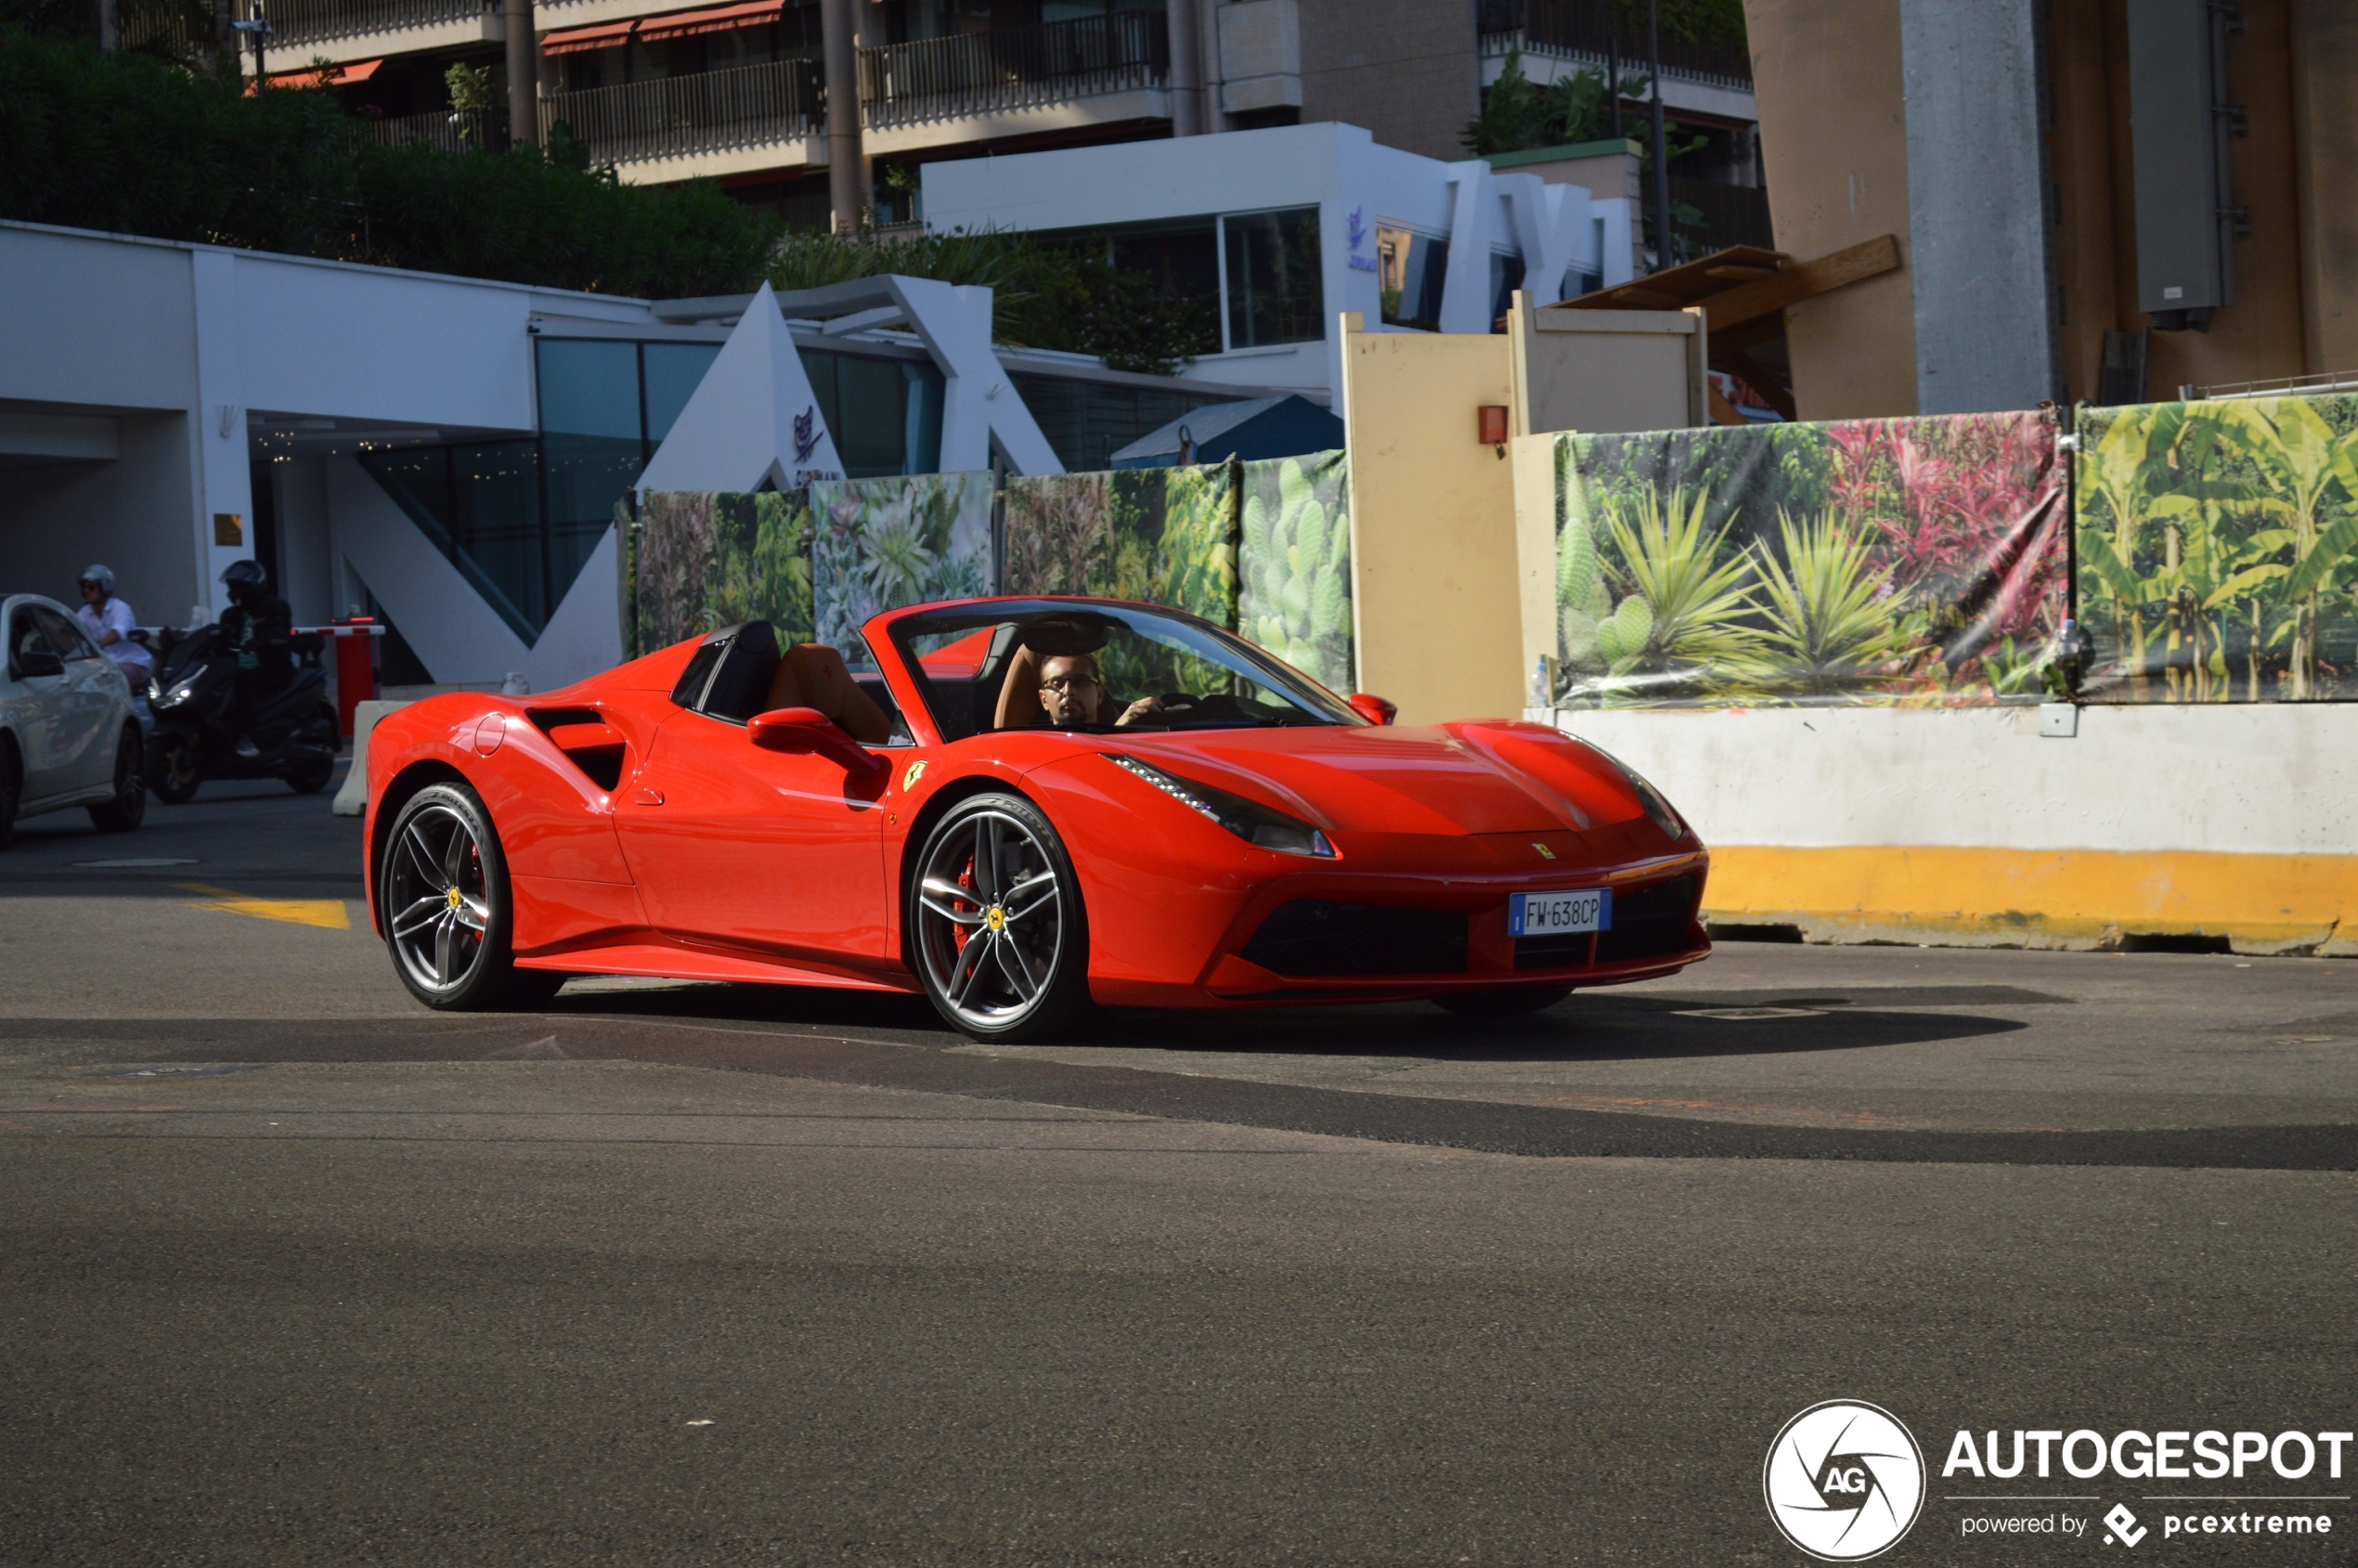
[330,700,413,818]
[1533,702,2358,956]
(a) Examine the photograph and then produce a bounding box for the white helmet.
[79,564,115,591]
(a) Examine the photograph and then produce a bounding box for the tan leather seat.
[993,644,1047,731]
[764,643,893,745]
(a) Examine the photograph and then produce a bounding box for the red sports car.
[364,598,1710,1040]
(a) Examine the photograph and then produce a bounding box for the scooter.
[145,626,340,802]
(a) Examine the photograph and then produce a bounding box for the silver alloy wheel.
[913,809,1065,1030]
[384,802,492,994]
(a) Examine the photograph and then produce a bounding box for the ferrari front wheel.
[910,792,1090,1043]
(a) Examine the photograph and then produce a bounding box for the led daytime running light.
[1108,754,1337,858]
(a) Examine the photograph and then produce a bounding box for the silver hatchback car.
[1,593,146,848]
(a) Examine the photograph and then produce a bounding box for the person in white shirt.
[75,564,153,691]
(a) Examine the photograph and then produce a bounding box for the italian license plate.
[1509,887,1613,938]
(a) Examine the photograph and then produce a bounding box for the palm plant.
[1583,484,1762,700]
[1741,510,1909,698]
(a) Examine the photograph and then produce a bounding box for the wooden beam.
[1600,285,1684,308]
[1707,383,1747,426]
[1700,235,1902,333]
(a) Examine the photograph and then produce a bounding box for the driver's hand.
[1114,696,1166,728]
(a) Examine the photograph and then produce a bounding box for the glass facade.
[1377,224,1447,332]
[1222,207,1324,349]
[356,335,947,640]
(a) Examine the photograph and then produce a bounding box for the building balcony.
[364,104,512,153]
[1476,0,1754,104]
[857,11,1169,149]
[543,58,823,180]
[257,0,501,61]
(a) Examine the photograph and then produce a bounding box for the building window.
[798,349,946,479]
[1376,224,1446,331]
[1221,206,1323,349]
[1489,249,1525,329]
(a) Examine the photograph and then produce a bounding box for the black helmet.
[220,560,268,589]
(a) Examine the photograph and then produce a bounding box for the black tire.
[908,791,1092,1043]
[377,782,548,1011]
[285,754,333,794]
[149,738,201,805]
[1433,985,1574,1017]
[87,724,146,833]
[0,735,19,851]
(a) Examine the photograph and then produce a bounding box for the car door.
[614,707,896,969]
[32,604,119,791]
[6,603,80,804]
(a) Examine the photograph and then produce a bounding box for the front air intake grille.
[1241,901,1469,978]
[1594,875,1702,964]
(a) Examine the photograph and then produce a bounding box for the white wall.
[1537,704,2358,858]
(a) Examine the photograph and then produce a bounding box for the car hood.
[1109,721,1647,836]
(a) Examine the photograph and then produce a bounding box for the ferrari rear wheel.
[910,792,1090,1043]
[1434,985,1574,1017]
[379,782,550,1011]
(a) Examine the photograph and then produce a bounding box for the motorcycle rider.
[74,564,154,692]
[215,561,293,758]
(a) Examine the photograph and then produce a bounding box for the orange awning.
[540,16,639,53]
[246,57,382,92]
[636,0,784,42]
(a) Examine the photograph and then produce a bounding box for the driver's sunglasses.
[1040,674,1102,693]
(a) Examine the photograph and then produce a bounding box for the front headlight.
[1592,748,1689,841]
[1108,755,1337,858]
[156,680,198,709]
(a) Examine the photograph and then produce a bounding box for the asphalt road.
[2,779,2352,1565]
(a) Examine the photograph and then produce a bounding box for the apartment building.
[221,0,1757,241]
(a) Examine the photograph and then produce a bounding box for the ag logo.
[1763,1400,1925,1562]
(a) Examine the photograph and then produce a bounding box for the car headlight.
[1108,754,1337,858]
[1590,748,1688,841]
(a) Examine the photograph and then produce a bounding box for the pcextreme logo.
[1764,1400,1928,1562]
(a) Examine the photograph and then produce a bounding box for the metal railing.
[1669,175,1772,250]
[364,106,512,153]
[257,0,488,49]
[543,59,822,166]
[859,11,1168,129]
[1476,0,1752,93]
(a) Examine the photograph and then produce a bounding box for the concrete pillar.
[2290,0,2358,373]
[1897,0,2056,412]
[1199,0,1229,134]
[823,0,864,230]
[504,0,538,148]
[1168,0,1203,136]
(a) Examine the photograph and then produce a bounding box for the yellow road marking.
[176,883,352,931]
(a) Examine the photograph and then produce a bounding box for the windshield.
[887,601,1364,742]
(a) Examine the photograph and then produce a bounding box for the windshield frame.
[875,597,1366,745]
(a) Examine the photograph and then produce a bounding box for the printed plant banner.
[633,489,814,657]
[1003,462,1242,696]
[1552,412,2066,706]
[2076,394,2358,702]
[1239,450,1354,693]
[809,473,994,653]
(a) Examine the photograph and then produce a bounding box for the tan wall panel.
[1511,308,1700,437]
[2291,0,2358,372]
[2046,0,2129,403]
[1742,0,1919,419]
[1340,319,1521,725]
[1510,432,1560,692]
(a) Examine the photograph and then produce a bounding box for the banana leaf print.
[2076,393,2358,702]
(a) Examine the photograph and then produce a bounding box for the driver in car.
[1037,653,1164,730]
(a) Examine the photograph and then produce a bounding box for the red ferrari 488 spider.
[364,598,1709,1040]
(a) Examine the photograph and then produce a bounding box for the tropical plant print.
[633,489,815,655]
[1553,412,2066,706]
[2076,394,2358,702]
[1239,451,1354,693]
[810,473,993,651]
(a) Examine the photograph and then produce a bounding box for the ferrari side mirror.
[1347,693,1397,726]
[749,706,887,774]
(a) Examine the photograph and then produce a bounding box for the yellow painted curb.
[177,883,353,931]
[1704,846,2358,954]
